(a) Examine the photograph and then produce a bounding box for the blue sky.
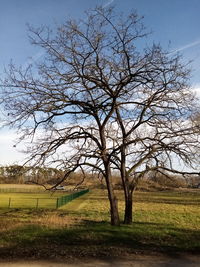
[1,0,200,83]
[0,0,200,165]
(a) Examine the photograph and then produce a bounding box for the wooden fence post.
[36,198,39,209]
[56,198,59,209]
[8,198,11,208]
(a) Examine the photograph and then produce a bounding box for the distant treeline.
[0,165,64,184]
[0,165,101,187]
[0,164,199,189]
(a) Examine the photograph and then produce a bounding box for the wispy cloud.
[170,39,200,54]
[103,0,114,8]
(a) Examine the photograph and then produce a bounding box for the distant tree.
[27,166,64,185]
[0,166,6,182]
[1,7,200,225]
[0,165,64,185]
[3,165,25,183]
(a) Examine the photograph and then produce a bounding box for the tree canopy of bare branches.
[1,7,200,225]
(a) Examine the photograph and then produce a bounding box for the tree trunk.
[109,194,120,226]
[104,164,120,226]
[100,126,120,226]
[123,192,133,224]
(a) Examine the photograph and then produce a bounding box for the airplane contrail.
[170,39,200,54]
[103,0,114,8]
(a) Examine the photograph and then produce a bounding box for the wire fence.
[57,188,89,208]
[0,189,89,209]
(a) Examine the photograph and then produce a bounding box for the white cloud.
[192,85,200,98]
[0,130,26,165]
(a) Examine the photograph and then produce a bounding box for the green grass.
[0,191,68,209]
[0,189,199,260]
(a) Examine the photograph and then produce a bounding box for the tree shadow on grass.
[134,199,200,206]
[0,220,199,261]
[88,195,200,206]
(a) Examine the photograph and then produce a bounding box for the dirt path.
[0,254,200,267]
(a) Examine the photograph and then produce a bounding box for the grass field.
[0,188,199,260]
[0,184,70,209]
[0,192,68,209]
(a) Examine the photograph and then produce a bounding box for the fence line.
[5,197,57,209]
[1,189,89,209]
[56,189,90,208]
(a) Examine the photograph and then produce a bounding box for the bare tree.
[1,7,200,225]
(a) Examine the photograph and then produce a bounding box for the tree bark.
[104,163,120,226]
[123,191,133,224]
[109,194,120,226]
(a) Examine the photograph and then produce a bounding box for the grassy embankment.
[0,186,199,260]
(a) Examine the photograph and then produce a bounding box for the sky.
[0,0,200,165]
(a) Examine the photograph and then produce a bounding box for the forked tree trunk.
[123,191,133,224]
